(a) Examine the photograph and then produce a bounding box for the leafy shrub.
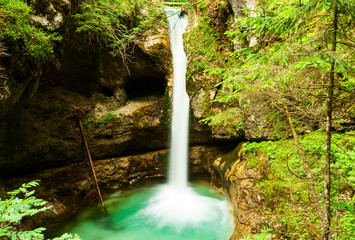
[0,0,61,63]
[240,228,272,240]
[73,0,166,63]
[0,180,80,240]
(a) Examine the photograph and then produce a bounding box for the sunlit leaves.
[242,131,355,238]
[0,0,62,63]
[73,0,166,62]
[203,0,354,136]
[0,181,81,240]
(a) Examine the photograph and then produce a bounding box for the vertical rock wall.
[208,143,266,239]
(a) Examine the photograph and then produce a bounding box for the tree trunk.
[285,105,324,222]
[322,4,338,240]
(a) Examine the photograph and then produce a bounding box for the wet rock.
[31,4,64,30]
[209,143,267,239]
[0,0,70,118]
[0,32,175,173]
[0,145,224,230]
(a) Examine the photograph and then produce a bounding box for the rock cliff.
[0,0,222,174]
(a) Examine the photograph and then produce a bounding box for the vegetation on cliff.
[73,0,167,66]
[0,0,62,64]
[241,131,354,239]
[194,0,354,135]
[0,0,168,63]
[186,0,354,239]
[0,0,168,104]
[210,0,354,130]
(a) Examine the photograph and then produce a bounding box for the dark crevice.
[100,87,114,97]
[125,76,166,100]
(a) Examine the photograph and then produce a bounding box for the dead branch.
[72,105,107,215]
[285,104,324,222]
[286,158,307,179]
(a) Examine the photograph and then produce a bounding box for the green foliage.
[185,1,232,118]
[240,228,272,240]
[82,111,123,128]
[200,108,243,130]
[73,0,166,62]
[0,180,81,240]
[167,0,188,2]
[186,7,231,76]
[338,213,355,240]
[116,103,126,109]
[0,181,49,239]
[242,131,355,238]
[52,233,81,240]
[334,202,354,213]
[73,0,136,60]
[0,0,61,63]
[202,0,355,134]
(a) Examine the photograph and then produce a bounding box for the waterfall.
[138,9,233,235]
[166,8,189,189]
[53,8,234,240]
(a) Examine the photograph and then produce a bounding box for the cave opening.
[125,76,166,100]
[100,86,114,97]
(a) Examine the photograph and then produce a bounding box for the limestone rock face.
[0,40,217,174]
[138,30,171,73]
[30,1,65,30]
[0,0,169,174]
[227,0,258,18]
[0,74,36,119]
[227,0,259,48]
[208,143,266,239]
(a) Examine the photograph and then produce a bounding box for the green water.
[50,183,234,240]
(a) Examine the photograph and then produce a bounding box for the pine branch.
[335,41,355,48]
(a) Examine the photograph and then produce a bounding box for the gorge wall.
[0,0,225,175]
[0,1,258,238]
[1,0,353,239]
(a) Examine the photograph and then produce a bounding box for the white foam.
[139,185,231,232]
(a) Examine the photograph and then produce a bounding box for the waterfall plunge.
[139,9,233,233]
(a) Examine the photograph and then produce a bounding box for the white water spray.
[167,8,189,189]
[139,8,233,234]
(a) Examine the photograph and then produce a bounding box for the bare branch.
[285,104,324,222]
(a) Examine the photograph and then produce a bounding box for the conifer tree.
[207,0,354,238]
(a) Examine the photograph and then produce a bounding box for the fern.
[0,180,81,240]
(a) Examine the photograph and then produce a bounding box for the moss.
[246,158,261,169]
[241,131,355,238]
[185,0,235,125]
[82,111,123,128]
